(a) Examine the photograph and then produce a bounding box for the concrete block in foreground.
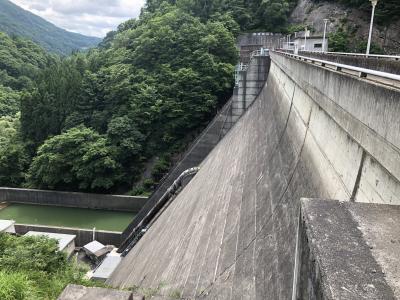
[296,199,399,299]
[57,284,142,300]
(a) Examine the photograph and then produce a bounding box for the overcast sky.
[9,0,145,37]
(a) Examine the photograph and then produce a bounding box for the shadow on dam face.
[107,52,400,298]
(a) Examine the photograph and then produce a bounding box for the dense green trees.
[27,126,122,191]
[0,233,102,299]
[143,0,298,32]
[8,4,238,193]
[0,115,28,187]
[0,32,53,90]
[20,57,84,148]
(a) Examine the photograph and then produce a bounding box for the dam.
[104,49,400,298]
[57,35,400,298]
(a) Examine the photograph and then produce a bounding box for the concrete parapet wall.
[15,224,122,247]
[0,187,147,212]
[271,51,400,204]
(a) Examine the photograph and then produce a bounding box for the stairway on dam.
[103,48,400,299]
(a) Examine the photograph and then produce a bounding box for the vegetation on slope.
[0,32,54,187]
[0,0,100,55]
[0,2,239,194]
[145,0,298,32]
[0,233,101,300]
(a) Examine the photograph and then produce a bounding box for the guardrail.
[299,50,400,61]
[274,51,400,88]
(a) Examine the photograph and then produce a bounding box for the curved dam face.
[108,52,400,298]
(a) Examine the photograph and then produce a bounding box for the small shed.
[25,231,76,257]
[293,36,328,52]
[83,240,111,261]
[0,220,15,233]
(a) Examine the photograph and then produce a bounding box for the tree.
[0,115,29,187]
[27,126,123,192]
[20,57,84,147]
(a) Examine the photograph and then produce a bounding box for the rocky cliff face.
[290,0,400,54]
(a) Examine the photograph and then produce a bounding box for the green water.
[0,203,135,232]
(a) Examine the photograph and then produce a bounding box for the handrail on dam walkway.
[275,51,400,88]
[299,50,400,61]
[119,167,200,256]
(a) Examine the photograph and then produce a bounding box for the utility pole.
[322,19,329,52]
[366,0,378,56]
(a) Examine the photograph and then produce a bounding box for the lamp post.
[366,0,378,56]
[304,26,307,51]
[322,19,329,52]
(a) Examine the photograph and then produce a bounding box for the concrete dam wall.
[107,52,400,298]
[119,53,270,251]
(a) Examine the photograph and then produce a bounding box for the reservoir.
[0,203,135,232]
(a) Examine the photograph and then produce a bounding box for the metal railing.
[235,48,270,85]
[298,50,400,61]
[274,51,400,87]
[120,167,200,256]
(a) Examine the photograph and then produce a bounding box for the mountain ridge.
[0,0,101,55]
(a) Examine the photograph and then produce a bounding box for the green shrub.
[0,272,36,300]
[0,233,105,299]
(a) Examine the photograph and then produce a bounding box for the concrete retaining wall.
[0,187,147,212]
[15,224,122,247]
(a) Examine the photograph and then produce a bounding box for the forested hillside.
[0,0,100,55]
[0,32,56,187]
[1,0,398,195]
[1,2,241,194]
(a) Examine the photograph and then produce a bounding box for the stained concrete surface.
[57,284,138,300]
[298,199,398,299]
[120,55,270,252]
[107,52,400,298]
